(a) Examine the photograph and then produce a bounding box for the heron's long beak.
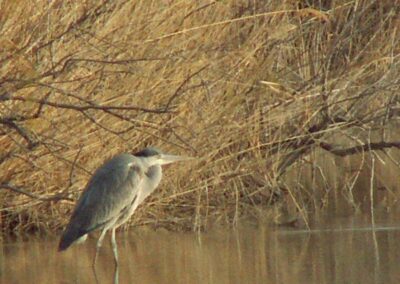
[158,154,194,165]
[143,153,194,167]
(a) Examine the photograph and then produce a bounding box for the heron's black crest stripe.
[134,147,161,157]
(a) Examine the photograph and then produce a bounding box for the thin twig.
[0,183,73,202]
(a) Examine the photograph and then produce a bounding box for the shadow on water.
[2,212,400,284]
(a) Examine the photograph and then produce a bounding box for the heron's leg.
[111,227,119,284]
[93,228,108,268]
[111,227,119,266]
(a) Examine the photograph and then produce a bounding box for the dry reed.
[0,0,399,234]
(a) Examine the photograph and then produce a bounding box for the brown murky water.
[2,213,400,284]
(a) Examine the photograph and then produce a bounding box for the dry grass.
[0,0,399,234]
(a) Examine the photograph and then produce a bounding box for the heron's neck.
[145,165,162,190]
[135,165,162,205]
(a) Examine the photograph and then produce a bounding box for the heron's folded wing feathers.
[68,162,143,235]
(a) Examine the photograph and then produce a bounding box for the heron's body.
[58,147,190,268]
[59,153,160,250]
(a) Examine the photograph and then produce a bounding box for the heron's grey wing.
[75,165,143,231]
[59,160,143,250]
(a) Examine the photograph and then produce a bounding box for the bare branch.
[0,183,73,202]
[319,141,400,157]
[5,95,172,114]
[41,56,173,79]
[0,119,38,149]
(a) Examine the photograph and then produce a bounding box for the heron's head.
[133,147,192,167]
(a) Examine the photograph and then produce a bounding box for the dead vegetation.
[1,0,399,234]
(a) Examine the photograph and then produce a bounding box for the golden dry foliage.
[0,0,399,234]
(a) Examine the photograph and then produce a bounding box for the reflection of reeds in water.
[0,0,399,234]
[2,217,400,284]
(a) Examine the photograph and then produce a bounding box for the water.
[2,214,400,284]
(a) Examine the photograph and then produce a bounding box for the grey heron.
[58,147,191,267]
